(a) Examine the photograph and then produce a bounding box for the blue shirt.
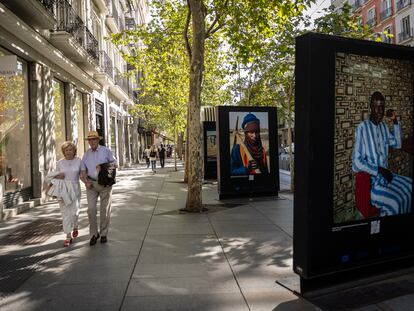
[81,145,117,179]
[352,119,401,184]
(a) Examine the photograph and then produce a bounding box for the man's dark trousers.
[160,156,165,168]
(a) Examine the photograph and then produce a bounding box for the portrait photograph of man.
[229,111,270,177]
[333,53,414,224]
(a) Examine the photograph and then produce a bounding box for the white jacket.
[46,172,78,206]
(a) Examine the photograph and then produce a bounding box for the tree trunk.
[185,0,205,211]
[174,123,178,171]
[184,124,189,183]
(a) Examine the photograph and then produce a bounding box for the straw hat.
[85,131,102,140]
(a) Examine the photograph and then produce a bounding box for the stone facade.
[334,52,413,223]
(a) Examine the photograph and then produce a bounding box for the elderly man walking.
[81,131,118,246]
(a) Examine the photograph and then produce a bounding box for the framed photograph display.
[294,32,414,282]
[216,106,279,199]
[203,121,217,179]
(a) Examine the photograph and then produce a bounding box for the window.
[92,7,102,49]
[383,26,392,43]
[0,51,31,193]
[367,7,375,20]
[382,0,391,10]
[52,79,66,158]
[367,7,376,27]
[402,16,411,34]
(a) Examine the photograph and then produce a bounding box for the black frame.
[294,32,414,281]
[203,121,217,180]
[216,106,279,199]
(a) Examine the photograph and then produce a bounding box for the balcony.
[2,0,57,29]
[49,0,99,65]
[94,51,114,87]
[397,0,412,11]
[380,7,392,21]
[108,67,129,101]
[106,0,122,33]
[366,17,376,28]
[398,28,413,42]
[115,68,129,94]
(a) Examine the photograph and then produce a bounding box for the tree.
[113,0,315,210]
[182,0,315,210]
[313,4,371,40]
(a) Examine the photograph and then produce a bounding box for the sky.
[304,0,332,27]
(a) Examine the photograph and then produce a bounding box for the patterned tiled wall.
[334,53,414,223]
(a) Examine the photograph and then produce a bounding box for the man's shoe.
[100,236,107,243]
[89,233,100,246]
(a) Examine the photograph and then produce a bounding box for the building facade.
[0,0,148,218]
[334,0,414,45]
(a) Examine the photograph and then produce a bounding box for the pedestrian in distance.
[352,91,412,216]
[149,145,158,173]
[80,131,118,246]
[158,144,166,168]
[46,141,82,247]
[144,145,151,168]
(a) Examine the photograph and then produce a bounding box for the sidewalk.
[0,161,412,310]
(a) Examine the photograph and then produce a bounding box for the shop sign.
[0,55,17,76]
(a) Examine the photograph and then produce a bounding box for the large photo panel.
[216,106,279,199]
[294,32,414,281]
[334,53,414,224]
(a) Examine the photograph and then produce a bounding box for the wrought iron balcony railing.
[397,0,411,11]
[85,27,99,62]
[398,28,413,42]
[56,0,84,47]
[54,0,99,61]
[380,7,392,20]
[38,0,57,18]
[98,51,114,78]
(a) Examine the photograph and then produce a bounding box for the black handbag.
[98,163,116,187]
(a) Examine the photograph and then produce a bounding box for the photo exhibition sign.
[294,32,414,283]
[216,106,279,199]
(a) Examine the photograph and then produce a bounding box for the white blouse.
[57,158,82,182]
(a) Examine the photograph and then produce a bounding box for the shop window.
[0,52,31,194]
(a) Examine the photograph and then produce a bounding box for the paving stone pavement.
[0,160,413,311]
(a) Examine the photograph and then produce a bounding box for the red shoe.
[63,238,73,247]
[72,229,79,238]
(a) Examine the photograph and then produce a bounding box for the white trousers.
[59,198,80,234]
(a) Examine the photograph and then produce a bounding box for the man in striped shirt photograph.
[352,91,412,216]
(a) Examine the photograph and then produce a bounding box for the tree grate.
[0,218,62,245]
[0,253,55,299]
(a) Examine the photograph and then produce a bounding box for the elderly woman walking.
[48,141,82,247]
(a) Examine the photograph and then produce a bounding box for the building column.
[29,63,55,201]
[64,82,77,142]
